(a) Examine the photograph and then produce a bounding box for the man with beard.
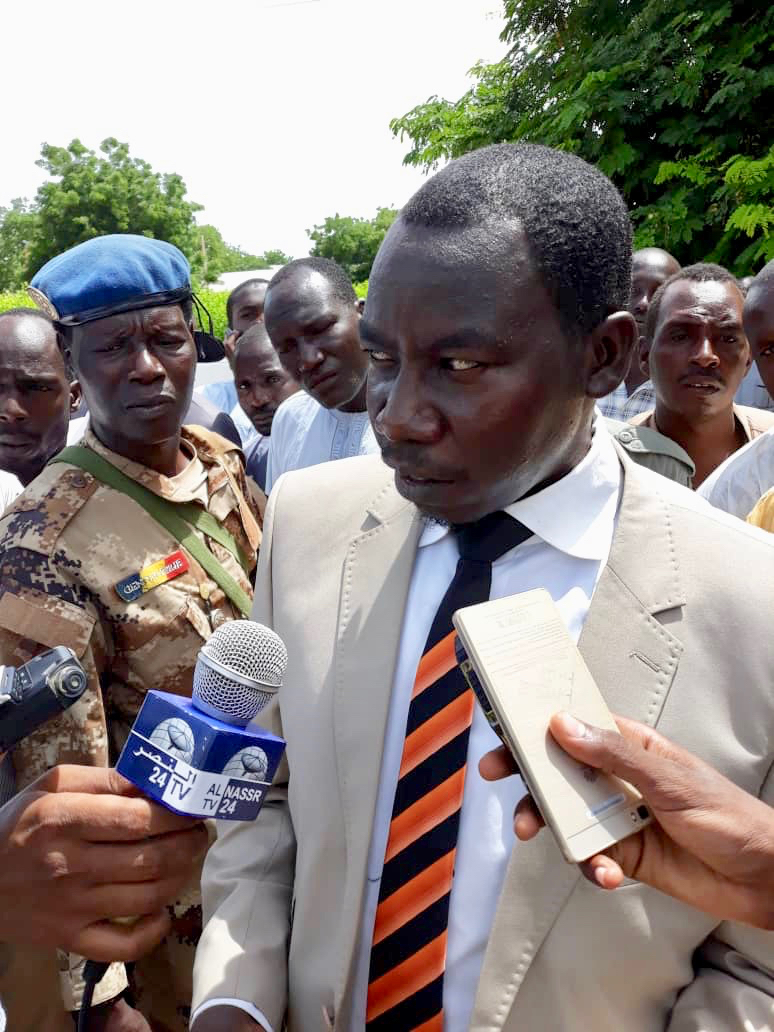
[0,234,262,1032]
[192,146,774,1032]
[233,323,299,492]
[631,263,774,486]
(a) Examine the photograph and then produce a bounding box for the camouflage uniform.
[0,424,262,1032]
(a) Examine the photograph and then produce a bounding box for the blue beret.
[28,234,191,326]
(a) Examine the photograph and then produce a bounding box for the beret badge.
[27,286,60,321]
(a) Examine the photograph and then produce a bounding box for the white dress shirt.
[698,425,774,519]
[265,391,378,493]
[194,422,621,1031]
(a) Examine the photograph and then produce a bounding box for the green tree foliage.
[0,200,36,290]
[308,208,399,282]
[258,248,294,267]
[27,138,203,277]
[390,2,774,273]
[191,226,293,283]
[0,138,294,290]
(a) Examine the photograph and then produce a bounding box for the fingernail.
[556,712,588,738]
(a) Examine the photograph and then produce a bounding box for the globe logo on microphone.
[149,717,195,764]
[222,745,269,782]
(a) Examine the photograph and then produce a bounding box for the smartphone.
[453,589,651,863]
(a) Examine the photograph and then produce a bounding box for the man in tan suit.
[192,144,774,1031]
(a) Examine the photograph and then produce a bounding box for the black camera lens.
[50,662,88,700]
[637,805,650,820]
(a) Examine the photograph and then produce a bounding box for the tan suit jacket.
[194,448,774,1031]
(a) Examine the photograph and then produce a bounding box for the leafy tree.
[191,227,292,282]
[257,248,293,267]
[308,207,399,282]
[391,1,774,273]
[192,224,232,283]
[26,138,202,277]
[0,199,36,290]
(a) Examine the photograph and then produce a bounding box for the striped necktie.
[366,510,533,1031]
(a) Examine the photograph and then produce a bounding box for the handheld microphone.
[116,621,287,822]
[0,647,88,753]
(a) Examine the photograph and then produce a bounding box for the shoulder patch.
[0,465,98,557]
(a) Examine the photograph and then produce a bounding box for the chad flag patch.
[115,550,190,603]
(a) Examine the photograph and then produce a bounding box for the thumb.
[547,712,693,804]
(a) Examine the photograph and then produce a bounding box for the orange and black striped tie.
[366,511,532,1031]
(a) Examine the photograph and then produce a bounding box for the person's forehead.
[658,279,743,323]
[234,284,268,310]
[265,272,338,326]
[367,221,549,338]
[235,341,282,372]
[745,284,774,331]
[0,315,62,369]
[77,304,188,341]
[632,250,677,280]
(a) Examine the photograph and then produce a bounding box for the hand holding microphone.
[0,764,208,959]
[480,713,774,929]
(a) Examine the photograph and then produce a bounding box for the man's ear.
[639,335,651,378]
[586,311,638,399]
[69,379,82,415]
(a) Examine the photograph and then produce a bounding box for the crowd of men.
[0,141,772,1032]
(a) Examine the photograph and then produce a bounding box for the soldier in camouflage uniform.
[0,235,263,1032]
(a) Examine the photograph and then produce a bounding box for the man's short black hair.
[267,258,357,308]
[226,278,271,325]
[399,142,633,339]
[644,263,741,343]
[0,306,74,379]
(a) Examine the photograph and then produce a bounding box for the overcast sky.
[1,0,505,259]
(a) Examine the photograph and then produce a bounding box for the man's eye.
[368,350,392,363]
[445,358,480,372]
[760,346,774,358]
[28,383,53,392]
[267,375,282,385]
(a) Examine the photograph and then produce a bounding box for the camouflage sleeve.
[0,546,110,786]
[0,546,128,1012]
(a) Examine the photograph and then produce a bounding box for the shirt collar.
[82,426,207,502]
[418,422,621,561]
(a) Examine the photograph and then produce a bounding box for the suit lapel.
[332,479,422,1018]
[471,446,687,1029]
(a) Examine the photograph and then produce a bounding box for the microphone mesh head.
[193,620,288,727]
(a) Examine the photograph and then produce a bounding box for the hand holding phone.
[453,589,651,863]
[481,712,774,929]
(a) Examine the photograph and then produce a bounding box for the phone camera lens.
[636,805,649,820]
